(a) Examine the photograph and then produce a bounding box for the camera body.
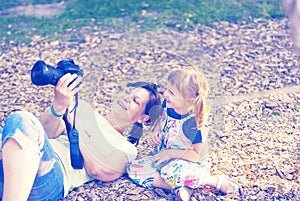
[31,59,83,86]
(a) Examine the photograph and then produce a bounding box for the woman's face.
[111,87,150,124]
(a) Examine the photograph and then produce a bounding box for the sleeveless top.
[50,100,137,195]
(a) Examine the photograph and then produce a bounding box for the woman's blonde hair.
[168,67,210,129]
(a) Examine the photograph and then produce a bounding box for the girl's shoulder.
[182,116,197,133]
[182,117,200,143]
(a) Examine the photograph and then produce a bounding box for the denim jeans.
[0,111,64,200]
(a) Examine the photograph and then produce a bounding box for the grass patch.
[0,0,286,44]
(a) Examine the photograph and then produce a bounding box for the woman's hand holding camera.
[52,73,82,114]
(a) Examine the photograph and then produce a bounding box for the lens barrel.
[31,60,64,86]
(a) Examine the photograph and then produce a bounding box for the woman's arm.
[39,73,81,138]
[39,104,66,138]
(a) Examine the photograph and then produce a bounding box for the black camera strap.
[63,93,84,169]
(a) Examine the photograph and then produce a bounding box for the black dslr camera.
[31,59,83,86]
[31,59,84,169]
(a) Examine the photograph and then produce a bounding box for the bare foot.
[175,186,194,201]
[215,175,243,197]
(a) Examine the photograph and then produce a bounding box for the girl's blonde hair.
[168,67,210,129]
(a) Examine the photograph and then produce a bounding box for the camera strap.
[63,93,84,169]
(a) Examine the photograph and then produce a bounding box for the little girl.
[127,67,243,200]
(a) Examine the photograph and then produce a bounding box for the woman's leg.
[0,111,64,201]
[2,138,40,201]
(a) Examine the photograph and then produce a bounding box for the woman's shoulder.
[76,99,137,161]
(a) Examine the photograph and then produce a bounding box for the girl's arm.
[149,116,162,146]
[152,140,210,165]
[152,143,204,165]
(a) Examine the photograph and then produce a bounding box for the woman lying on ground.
[0,73,161,201]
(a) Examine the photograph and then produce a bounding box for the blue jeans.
[0,111,64,200]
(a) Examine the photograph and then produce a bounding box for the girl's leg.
[152,171,194,201]
[204,175,243,196]
[157,159,211,200]
[127,156,158,188]
[152,172,172,189]
[160,159,211,189]
[2,138,40,201]
[159,159,242,197]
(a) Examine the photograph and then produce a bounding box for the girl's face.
[164,82,189,114]
[111,87,150,124]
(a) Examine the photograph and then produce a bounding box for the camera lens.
[31,60,64,86]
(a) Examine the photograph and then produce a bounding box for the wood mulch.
[0,18,299,200]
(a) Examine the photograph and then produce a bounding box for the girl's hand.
[149,118,162,146]
[149,131,162,146]
[152,149,172,166]
[52,73,82,112]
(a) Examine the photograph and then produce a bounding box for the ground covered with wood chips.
[0,18,299,200]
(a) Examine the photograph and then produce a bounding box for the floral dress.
[127,100,211,189]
